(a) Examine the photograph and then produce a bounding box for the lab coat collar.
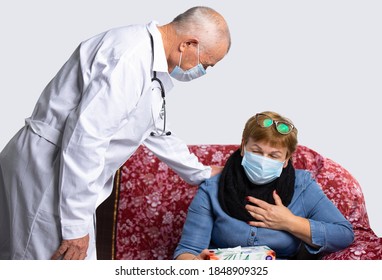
[147,21,173,92]
[147,21,169,74]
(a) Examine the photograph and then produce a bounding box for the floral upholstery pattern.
[292,146,382,259]
[104,144,381,260]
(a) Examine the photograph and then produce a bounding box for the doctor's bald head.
[159,6,231,78]
[172,6,231,53]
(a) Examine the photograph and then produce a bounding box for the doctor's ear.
[179,39,199,52]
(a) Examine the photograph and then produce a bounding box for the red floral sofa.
[96,144,382,260]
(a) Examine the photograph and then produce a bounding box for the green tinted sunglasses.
[255,113,295,135]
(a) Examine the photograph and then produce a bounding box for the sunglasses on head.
[255,113,295,135]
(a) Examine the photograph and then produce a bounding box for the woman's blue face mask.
[241,148,285,185]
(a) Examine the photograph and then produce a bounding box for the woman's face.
[242,138,289,168]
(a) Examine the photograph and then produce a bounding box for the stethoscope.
[149,34,171,137]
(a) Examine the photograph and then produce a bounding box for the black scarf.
[218,149,295,222]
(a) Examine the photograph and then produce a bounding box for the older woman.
[174,111,354,260]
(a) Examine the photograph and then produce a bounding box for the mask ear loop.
[178,52,183,67]
[197,44,201,64]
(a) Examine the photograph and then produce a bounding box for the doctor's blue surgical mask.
[170,44,206,82]
[241,148,285,185]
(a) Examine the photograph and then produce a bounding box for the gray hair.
[171,6,231,53]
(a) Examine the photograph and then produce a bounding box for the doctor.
[0,6,231,260]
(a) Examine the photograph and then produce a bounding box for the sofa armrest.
[323,229,382,260]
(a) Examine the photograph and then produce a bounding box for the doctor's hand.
[51,234,89,260]
[245,190,295,231]
[210,166,224,177]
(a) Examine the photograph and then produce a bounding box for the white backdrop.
[0,0,381,237]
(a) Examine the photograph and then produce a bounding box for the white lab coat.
[0,21,211,259]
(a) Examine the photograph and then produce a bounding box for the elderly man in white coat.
[0,6,231,260]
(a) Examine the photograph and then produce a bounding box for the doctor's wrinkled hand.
[210,165,224,177]
[51,234,89,260]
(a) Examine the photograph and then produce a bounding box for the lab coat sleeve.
[59,55,142,240]
[143,132,211,185]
